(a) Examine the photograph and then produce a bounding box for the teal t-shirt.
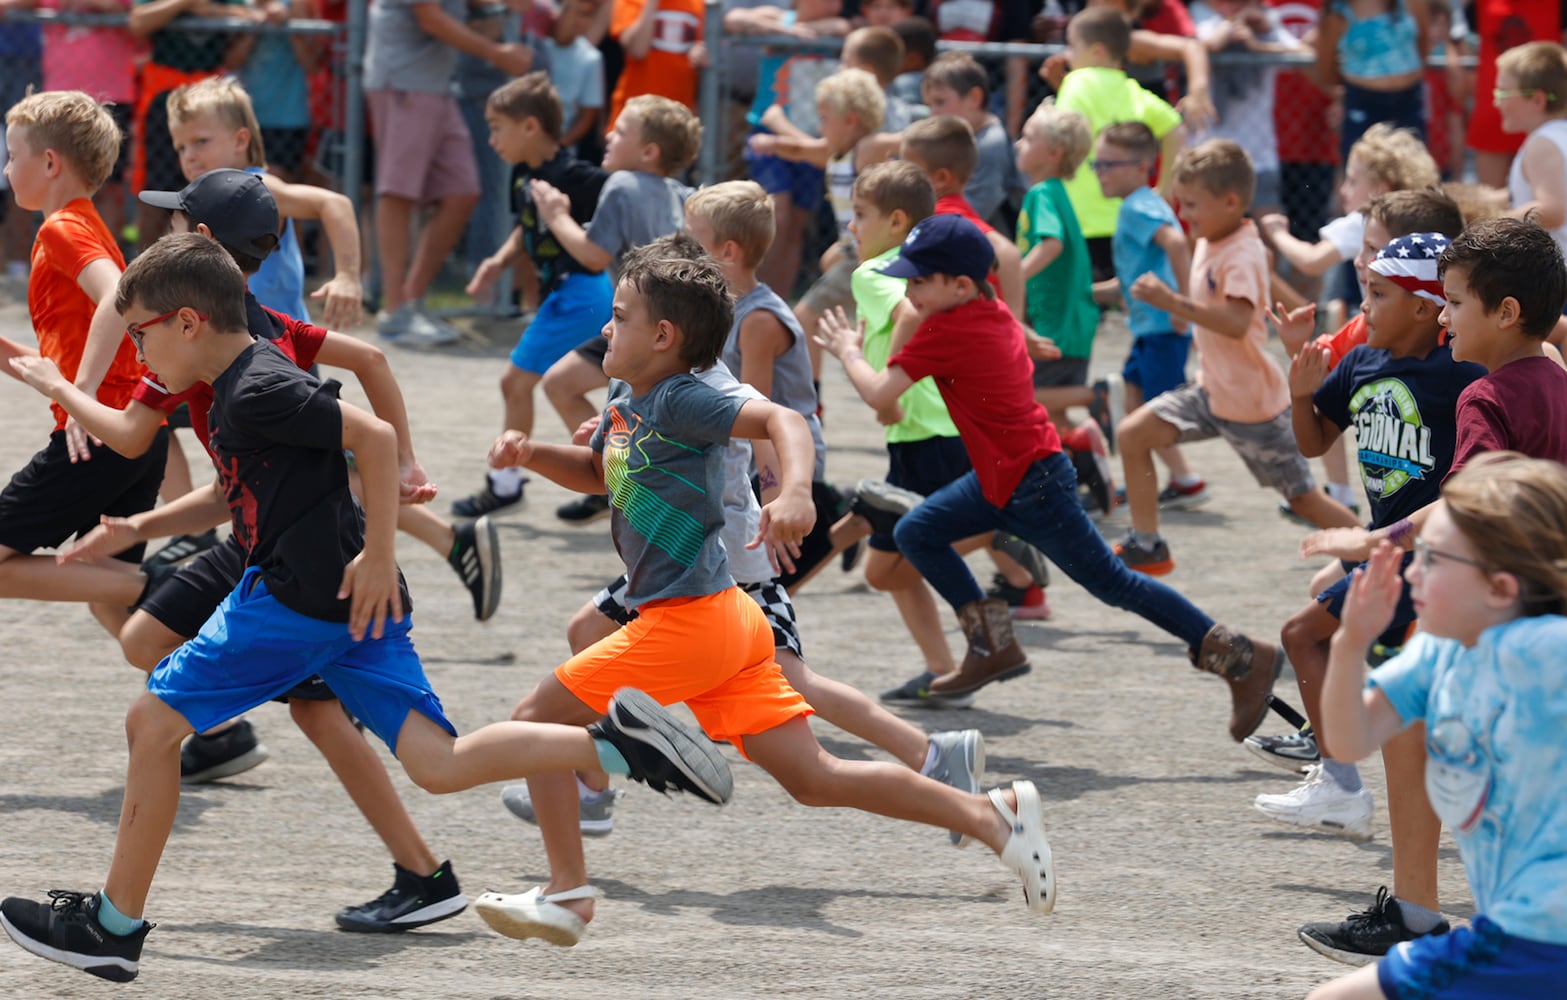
[1017,178,1098,360]
[855,246,961,444]
[1055,66,1183,239]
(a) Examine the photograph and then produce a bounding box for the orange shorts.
[555,587,812,755]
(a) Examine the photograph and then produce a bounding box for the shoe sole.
[0,911,138,982]
[855,479,925,516]
[335,893,470,933]
[991,533,1051,589]
[1116,554,1175,576]
[608,689,733,805]
[880,694,975,709]
[500,789,616,836]
[181,743,270,784]
[473,892,584,947]
[1252,802,1374,841]
[1160,493,1211,511]
[1242,738,1320,774]
[929,662,1032,698]
[1298,927,1380,967]
[1011,603,1052,621]
[473,515,502,621]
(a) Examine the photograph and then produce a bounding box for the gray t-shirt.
[591,374,744,608]
[365,0,467,94]
[695,363,775,586]
[725,283,826,480]
[586,170,691,275]
[968,117,1023,226]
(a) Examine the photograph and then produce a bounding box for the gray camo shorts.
[1147,382,1316,499]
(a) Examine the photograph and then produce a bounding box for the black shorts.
[261,126,310,176]
[0,428,169,563]
[142,90,185,194]
[107,103,134,184]
[1032,356,1090,389]
[1085,235,1115,284]
[869,435,972,552]
[768,479,842,591]
[572,334,609,365]
[139,534,338,702]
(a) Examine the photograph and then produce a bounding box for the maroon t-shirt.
[890,297,1061,506]
[1448,355,1567,478]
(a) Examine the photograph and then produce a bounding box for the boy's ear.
[195,221,216,240]
[962,86,985,111]
[1494,294,1524,331]
[652,318,680,353]
[888,207,909,233]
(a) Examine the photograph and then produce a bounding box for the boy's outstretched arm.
[730,399,815,549]
[1131,274,1253,339]
[815,306,916,413]
[9,355,166,458]
[490,429,607,496]
[59,479,229,565]
[313,333,435,502]
[262,175,364,329]
[337,401,403,641]
[532,179,613,273]
[0,333,39,376]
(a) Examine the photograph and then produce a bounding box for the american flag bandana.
[1369,233,1451,307]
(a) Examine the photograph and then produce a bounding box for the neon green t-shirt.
[1056,66,1182,239]
[855,246,961,444]
[1017,178,1098,359]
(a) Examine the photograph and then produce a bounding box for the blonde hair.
[684,180,775,268]
[1026,100,1093,179]
[4,90,123,191]
[816,68,886,134]
[1172,139,1255,206]
[1349,123,1440,192]
[1443,452,1567,617]
[1496,41,1567,109]
[624,95,703,175]
[843,26,904,88]
[166,76,267,169]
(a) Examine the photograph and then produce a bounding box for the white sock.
[1327,482,1358,507]
[488,467,523,497]
[1133,531,1161,549]
[1172,474,1202,488]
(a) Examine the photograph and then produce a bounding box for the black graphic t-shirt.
[1314,343,1485,529]
[208,338,411,622]
[510,148,608,296]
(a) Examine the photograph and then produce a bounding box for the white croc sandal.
[474,885,597,946]
[992,780,1056,914]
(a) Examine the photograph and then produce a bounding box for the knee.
[1117,409,1158,451]
[1280,611,1321,675]
[120,618,177,674]
[400,753,455,794]
[564,603,613,655]
[500,365,534,400]
[124,693,188,749]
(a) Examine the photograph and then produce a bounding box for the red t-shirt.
[890,297,1061,506]
[1448,355,1567,478]
[934,193,1004,297]
[29,199,142,432]
[132,302,328,457]
[1269,0,1338,165]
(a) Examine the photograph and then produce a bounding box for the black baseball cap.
[877,213,994,283]
[139,168,281,260]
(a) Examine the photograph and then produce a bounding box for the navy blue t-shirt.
[1313,343,1485,529]
[510,147,608,296]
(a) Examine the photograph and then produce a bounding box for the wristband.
[1386,518,1414,547]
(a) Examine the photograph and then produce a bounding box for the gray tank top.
[725,284,827,480]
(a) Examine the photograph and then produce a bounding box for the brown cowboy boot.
[929,598,1032,697]
[1191,624,1280,741]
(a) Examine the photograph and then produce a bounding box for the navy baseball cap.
[139,168,281,260]
[877,213,994,283]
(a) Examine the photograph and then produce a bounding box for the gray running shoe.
[991,532,1050,588]
[500,783,619,837]
[922,729,986,846]
[879,670,974,710]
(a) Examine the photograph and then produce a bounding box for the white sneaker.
[1253,765,1373,840]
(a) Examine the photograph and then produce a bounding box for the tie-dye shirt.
[591,373,744,608]
[1370,616,1567,945]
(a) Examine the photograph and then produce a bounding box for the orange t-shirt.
[29,199,143,432]
[1189,219,1289,424]
[607,0,703,128]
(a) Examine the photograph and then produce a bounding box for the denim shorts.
[746,143,825,210]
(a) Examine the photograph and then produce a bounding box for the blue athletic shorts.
[147,568,455,755]
[1378,916,1567,1000]
[1320,552,1418,650]
[745,142,825,211]
[1122,331,1192,401]
[509,270,613,375]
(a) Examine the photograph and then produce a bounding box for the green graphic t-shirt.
[855,246,961,445]
[1017,177,1099,359]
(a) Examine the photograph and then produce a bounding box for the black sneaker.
[1298,887,1450,966]
[334,861,469,933]
[588,688,733,805]
[991,532,1050,588]
[1243,729,1321,773]
[180,719,269,783]
[879,670,974,709]
[141,528,219,571]
[0,890,153,982]
[451,480,523,518]
[556,493,611,523]
[840,538,867,573]
[448,515,502,621]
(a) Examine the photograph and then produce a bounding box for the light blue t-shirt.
[244,167,309,321]
[546,35,605,134]
[1113,186,1181,338]
[238,34,311,129]
[590,374,743,608]
[1370,617,1567,946]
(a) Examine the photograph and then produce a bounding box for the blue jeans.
[892,452,1214,650]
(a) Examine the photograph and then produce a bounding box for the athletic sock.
[1396,898,1445,933]
[1172,475,1203,488]
[487,467,523,498]
[920,741,939,773]
[96,892,144,936]
[593,739,631,775]
[1321,759,1363,793]
[1133,531,1161,549]
[1327,482,1358,507]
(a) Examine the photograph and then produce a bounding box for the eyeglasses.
[1089,158,1143,173]
[1412,537,1489,573]
[1493,88,1541,102]
[125,308,203,351]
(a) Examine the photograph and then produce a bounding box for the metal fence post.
[343,0,367,217]
[698,0,724,187]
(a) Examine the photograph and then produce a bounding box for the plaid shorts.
[593,577,803,659]
[1147,383,1316,499]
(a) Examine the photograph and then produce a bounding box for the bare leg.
[866,550,956,675]
[1279,600,1340,738]
[1382,722,1441,912]
[777,650,928,769]
[103,693,195,916]
[397,503,456,557]
[1285,489,1360,530]
[541,351,607,434]
[1035,385,1094,426]
[1117,407,1182,537]
[401,194,479,304]
[501,364,543,437]
[0,548,144,606]
[159,440,194,504]
[1123,383,1192,480]
[375,195,415,313]
[1305,965,1387,1000]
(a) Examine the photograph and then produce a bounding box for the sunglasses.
[125,308,204,352]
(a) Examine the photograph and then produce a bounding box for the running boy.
[476,248,1057,945]
[816,212,1283,744]
[0,233,734,983]
[0,91,165,617]
[1116,140,1359,577]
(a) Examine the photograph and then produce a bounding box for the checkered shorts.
[593,577,803,659]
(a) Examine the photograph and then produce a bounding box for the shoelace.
[1339,887,1398,944]
[46,889,92,915]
